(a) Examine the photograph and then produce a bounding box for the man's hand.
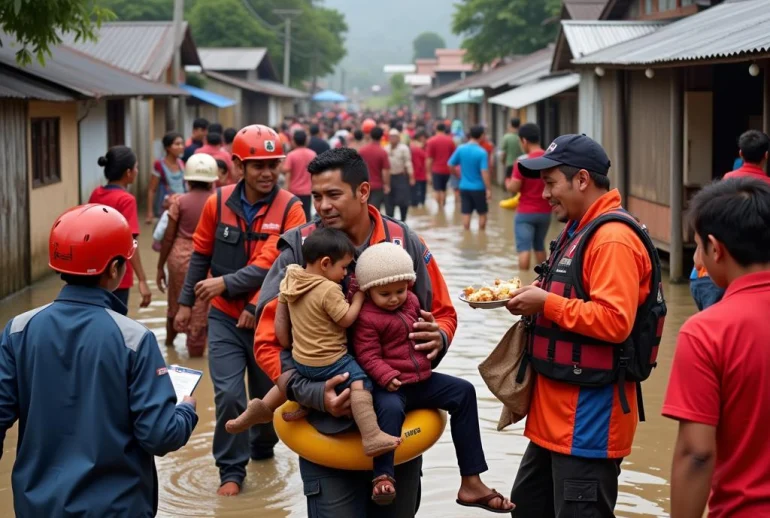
[411,310,443,360]
[156,268,167,294]
[138,280,152,308]
[486,189,492,201]
[383,184,391,195]
[195,277,226,302]
[409,175,416,187]
[386,378,402,392]
[181,395,197,410]
[174,306,192,332]
[324,373,352,418]
[507,285,549,316]
[236,309,256,329]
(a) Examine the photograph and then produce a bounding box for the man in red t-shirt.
[723,129,770,184]
[194,132,234,179]
[409,130,428,208]
[425,122,456,208]
[281,129,316,220]
[663,177,770,518]
[358,126,390,211]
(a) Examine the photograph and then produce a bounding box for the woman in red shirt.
[89,146,152,308]
[409,130,428,208]
[505,123,552,271]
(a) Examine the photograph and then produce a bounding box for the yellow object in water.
[499,194,520,210]
[274,401,447,471]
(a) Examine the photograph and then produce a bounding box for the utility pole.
[310,47,320,114]
[172,0,185,132]
[340,68,346,95]
[273,9,301,86]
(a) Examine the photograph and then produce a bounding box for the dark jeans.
[373,372,488,480]
[370,188,385,212]
[298,194,312,221]
[208,308,277,486]
[386,174,411,221]
[300,455,422,517]
[113,288,130,308]
[511,442,622,518]
[410,180,427,207]
[690,276,725,311]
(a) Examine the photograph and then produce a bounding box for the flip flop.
[371,474,396,506]
[456,489,513,514]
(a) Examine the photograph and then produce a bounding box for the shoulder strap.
[300,221,318,239]
[260,189,300,236]
[382,218,407,249]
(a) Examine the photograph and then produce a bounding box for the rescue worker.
[0,204,198,516]
[505,134,664,517]
[249,147,458,517]
[175,124,307,496]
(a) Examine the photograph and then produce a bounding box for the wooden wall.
[0,101,31,299]
[600,72,620,191]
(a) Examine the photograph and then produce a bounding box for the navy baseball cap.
[518,134,611,179]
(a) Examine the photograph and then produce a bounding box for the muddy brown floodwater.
[0,190,694,517]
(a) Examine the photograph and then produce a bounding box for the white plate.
[458,293,511,309]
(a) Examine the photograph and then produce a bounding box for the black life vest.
[528,209,666,420]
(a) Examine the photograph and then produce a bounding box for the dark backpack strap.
[215,187,222,224]
[617,367,631,415]
[636,382,646,422]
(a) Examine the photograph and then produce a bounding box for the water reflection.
[0,192,688,517]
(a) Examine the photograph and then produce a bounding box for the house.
[59,21,211,198]
[565,0,770,280]
[198,48,308,127]
[0,36,186,298]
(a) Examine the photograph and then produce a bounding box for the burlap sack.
[478,319,535,431]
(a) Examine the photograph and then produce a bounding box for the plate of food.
[459,278,522,309]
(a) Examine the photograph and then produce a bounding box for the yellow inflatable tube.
[274,402,447,471]
[499,193,520,210]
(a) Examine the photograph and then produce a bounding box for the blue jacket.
[0,285,198,517]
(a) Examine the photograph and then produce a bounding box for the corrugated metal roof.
[59,22,199,81]
[489,73,580,109]
[427,74,478,98]
[562,20,666,60]
[205,71,308,99]
[199,48,268,71]
[412,84,433,97]
[563,0,607,20]
[574,0,770,66]
[0,34,188,98]
[441,89,484,105]
[0,66,75,101]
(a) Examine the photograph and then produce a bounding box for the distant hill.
[321,0,461,93]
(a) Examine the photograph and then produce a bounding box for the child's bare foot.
[362,432,402,457]
[225,399,273,434]
[281,405,309,422]
[456,475,514,514]
[217,481,241,496]
[371,474,397,506]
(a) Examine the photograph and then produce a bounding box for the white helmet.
[184,153,218,183]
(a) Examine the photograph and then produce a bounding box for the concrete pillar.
[669,69,684,283]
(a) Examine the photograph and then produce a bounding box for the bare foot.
[225,399,273,434]
[457,476,515,512]
[217,481,241,496]
[362,433,402,457]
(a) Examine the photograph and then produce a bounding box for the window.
[30,118,61,188]
[645,0,655,14]
[659,0,677,10]
[681,0,694,4]
[107,99,125,148]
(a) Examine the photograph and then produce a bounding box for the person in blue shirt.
[448,125,491,230]
[0,204,198,517]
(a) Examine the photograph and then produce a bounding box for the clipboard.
[168,365,203,403]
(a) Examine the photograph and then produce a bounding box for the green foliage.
[412,31,446,60]
[187,0,278,49]
[0,0,115,65]
[388,73,409,108]
[98,0,172,21]
[451,0,561,65]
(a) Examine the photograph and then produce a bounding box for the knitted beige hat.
[355,242,416,292]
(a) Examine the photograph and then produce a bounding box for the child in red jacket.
[354,242,514,513]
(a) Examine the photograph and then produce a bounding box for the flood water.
[0,190,694,517]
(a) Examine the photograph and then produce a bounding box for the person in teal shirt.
[448,125,491,231]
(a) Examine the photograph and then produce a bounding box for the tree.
[451,0,561,65]
[187,0,278,50]
[388,73,410,108]
[0,0,114,65]
[412,31,446,60]
[98,0,172,21]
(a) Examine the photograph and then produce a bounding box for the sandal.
[456,489,513,514]
[371,474,396,506]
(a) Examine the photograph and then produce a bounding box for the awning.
[441,88,484,105]
[312,89,347,102]
[489,74,579,109]
[180,84,236,108]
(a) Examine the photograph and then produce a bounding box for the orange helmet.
[231,124,286,162]
[361,118,377,135]
[49,204,136,276]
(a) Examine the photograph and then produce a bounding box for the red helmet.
[231,124,286,162]
[361,118,376,135]
[49,204,136,275]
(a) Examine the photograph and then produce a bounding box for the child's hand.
[353,290,366,304]
[386,378,402,392]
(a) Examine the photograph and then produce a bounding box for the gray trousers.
[208,307,278,485]
[369,189,385,212]
[300,455,422,517]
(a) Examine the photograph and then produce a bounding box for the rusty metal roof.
[59,22,200,81]
[574,0,770,66]
[205,71,308,99]
[0,34,188,98]
[0,66,75,101]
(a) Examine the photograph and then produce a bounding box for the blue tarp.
[312,89,347,102]
[180,84,237,108]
